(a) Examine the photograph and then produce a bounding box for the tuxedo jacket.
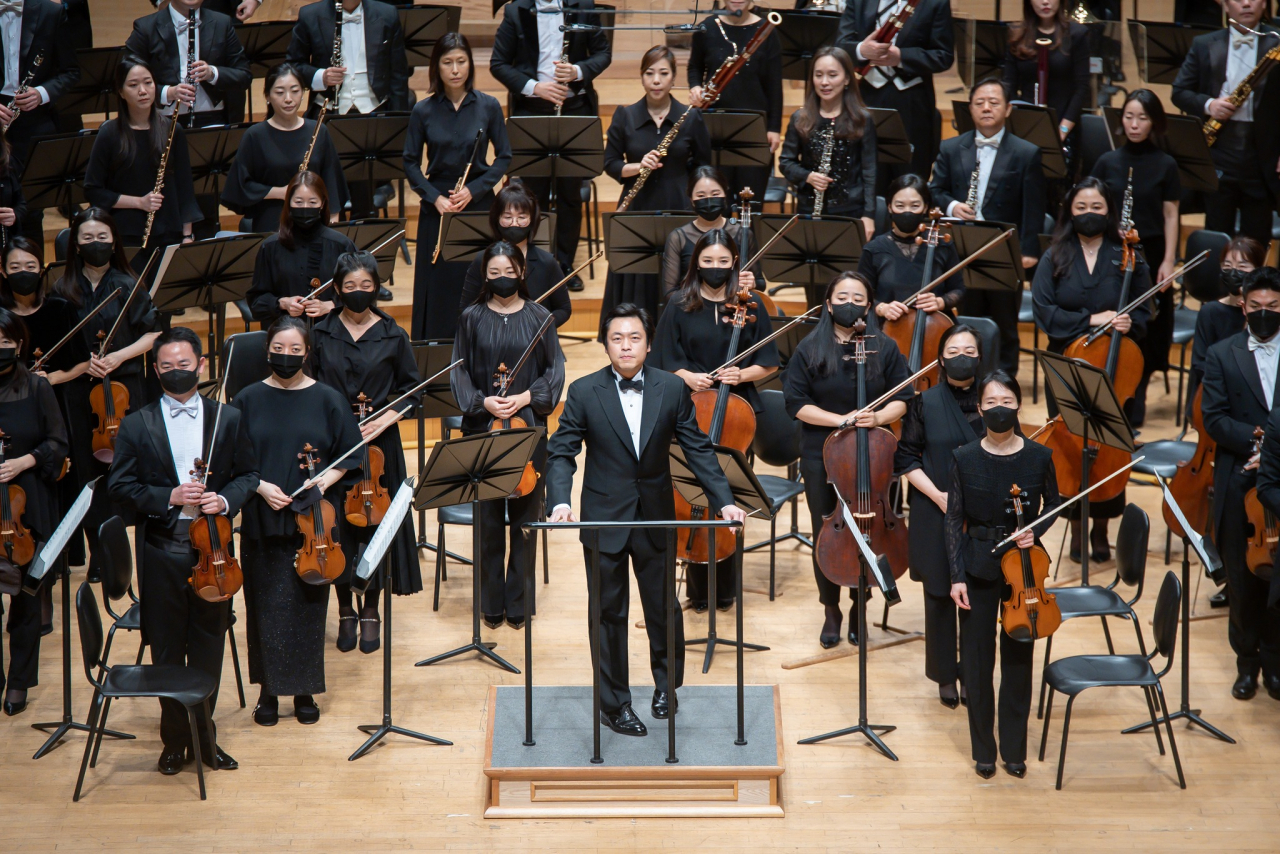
[286,0,410,112]
[107,396,260,543]
[490,0,612,113]
[929,129,1046,258]
[545,366,735,553]
[126,7,252,123]
[1,1,81,116]
[834,0,954,90]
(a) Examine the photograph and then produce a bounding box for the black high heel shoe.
[1004,761,1027,778]
[975,762,996,779]
[819,605,842,649]
[939,684,960,709]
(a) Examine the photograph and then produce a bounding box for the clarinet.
[553,31,569,118]
[2,52,43,132]
[811,123,834,218]
[329,1,344,104]
[183,9,197,128]
[965,158,981,213]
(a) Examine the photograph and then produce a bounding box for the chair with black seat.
[1076,114,1111,177]
[1038,570,1187,790]
[1169,304,1197,427]
[1181,229,1231,305]
[1036,502,1149,719]
[764,175,792,212]
[874,195,888,237]
[956,314,1000,378]
[95,516,146,670]
[744,388,808,600]
[220,331,270,402]
[1017,288,1040,402]
[73,582,220,801]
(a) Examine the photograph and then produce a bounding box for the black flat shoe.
[158,749,185,776]
[483,614,504,630]
[1232,673,1258,700]
[253,694,279,726]
[716,598,735,612]
[40,623,52,637]
[975,763,996,779]
[691,600,709,614]
[1264,673,1280,701]
[294,695,320,724]
[1210,588,1229,609]
[601,704,647,736]
[359,617,381,654]
[1004,761,1027,778]
[652,690,677,719]
[939,685,960,709]
[336,613,357,653]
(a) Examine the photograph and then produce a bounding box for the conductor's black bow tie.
[618,377,644,393]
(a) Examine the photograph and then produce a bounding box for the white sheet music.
[30,481,95,582]
[355,478,416,583]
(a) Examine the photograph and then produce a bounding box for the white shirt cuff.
[161,85,171,106]
[856,42,868,62]
[1204,97,1214,115]
[35,85,48,105]
[551,503,571,515]
[217,495,230,515]
[312,69,326,91]
[521,79,537,97]
[573,65,583,81]
[946,200,960,216]
[208,66,219,85]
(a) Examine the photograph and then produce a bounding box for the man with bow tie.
[107,327,259,777]
[545,304,746,738]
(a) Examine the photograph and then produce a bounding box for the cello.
[488,312,556,500]
[882,208,953,391]
[343,392,391,526]
[294,443,345,585]
[0,429,35,568]
[999,483,1062,641]
[1243,427,1276,579]
[1162,387,1216,542]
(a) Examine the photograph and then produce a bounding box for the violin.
[344,392,391,526]
[1243,427,1276,579]
[188,459,244,602]
[0,429,35,568]
[293,443,345,585]
[89,329,130,465]
[1163,387,1216,542]
[999,483,1062,641]
[490,362,540,500]
[882,208,953,391]
[815,320,909,588]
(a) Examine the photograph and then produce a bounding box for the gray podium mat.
[491,685,778,769]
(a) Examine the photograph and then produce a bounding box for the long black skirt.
[336,425,422,595]
[411,191,495,341]
[242,534,329,696]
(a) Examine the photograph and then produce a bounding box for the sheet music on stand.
[28,481,95,586]
[334,218,409,281]
[353,478,417,591]
[1102,109,1218,194]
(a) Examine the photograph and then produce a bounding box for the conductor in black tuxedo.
[491,0,612,273]
[106,327,260,775]
[1201,268,1280,703]
[546,303,746,736]
[929,78,1046,376]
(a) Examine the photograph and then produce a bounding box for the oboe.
[2,52,43,132]
[183,8,197,128]
[329,1,344,103]
[142,114,181,248]
[553,31,569,118]
[811,123,834,218]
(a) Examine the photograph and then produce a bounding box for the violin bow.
[742,214,799,271]
[1082,250,1211,345]
[903,228,1014,308]
[835,360,938,429]
[535,250,603,306]
[197,338,235,488]
[303,230,407,300]
[990,456,1145,552]
[96,250,162,358]
[358,358,464,426]
[31,290,121,371]
[708,304,822,378]
[495,313,556,398]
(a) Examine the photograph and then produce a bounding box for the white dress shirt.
[311,3,382,114]
[1205,31,1279,123]
[946,127,1003,220]
[1250,332,1280,409]
[161,6,222,115]
[854,0,921,92]
[550,368,644,516]
[520,0,584,99]
[0,2,48,104]
[162,393,206,518]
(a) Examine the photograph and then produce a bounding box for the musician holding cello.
[106,327,258,774]
[450,241,565,630]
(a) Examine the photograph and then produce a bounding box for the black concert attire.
[1001,23,1090,131]
[857,230,964,309]
[0,0,80,188]
[1187,298,1245,421]
[233,380,362,698]
[546,365,735,716]
[1247,405,1280,658]
[450,300,565,622]
[403,88,511,341]
[930,127,1046,376]
[600,98,712,332]
[490,0,612,268]
[0,161,26,248]
[688,14,783,200]
[221,118,350,233]
[0,372,66,696]
[778,110,877,219]
[660,219,764,306]
[783,321,913,607]
[106,394,259,757]
[245,225,357,326]
[946,438,1060,766]
[894,379,983,687]
[459,245,574,327]
[1172,25,1280,244]
[1202,331,1280,681]
[836,0,954,183]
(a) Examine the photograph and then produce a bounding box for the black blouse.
[895,380,982,478]
[13,296,88,375]
[221,119,351,234]
[245,227,358,325]
[64,269,160,378]
[778,111,878,217]
[857,231,965,308]
[1030,237,1151,349]
[1089,141,1180,241]
[604,98,712,213]
[84,119,203,243]
[460,245,574,328]
[0,372,68,543]
[403,89,512,204]
[1001,23,1091,126]
[688,17,784,133]
[309,310,421,415]
[660,220,764,301]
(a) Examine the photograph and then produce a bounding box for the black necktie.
[618,378,643,393]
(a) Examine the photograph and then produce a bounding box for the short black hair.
[601,302,653,343]
[886,173,931,208]
[152,326,203,364]
[266,315,312,350]
[978,369,1022,406]
[969,76,1008,102]
[334,250,381,290]
[1244,267,1280,299]
[938,322,983,361]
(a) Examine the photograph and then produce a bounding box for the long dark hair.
[937,322,983,362]
[1009,0,1070,60]
[792,47,869,143]
[886,173,932,209]
[53,208,135,307]
[478,240,529,302]
[113,55,169,169]
[263,62,306,119]
[807,271,875,378]
[1121,88,1168,139]
[0,307,30,386]
[278,171,331,250]
[672,228,738,313]
[489,179,540,241]
[0,236,46,309]
[428,32,475,95]
[1047,177,1121,278]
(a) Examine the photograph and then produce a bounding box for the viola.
[343,392,391,526]
[188,459,244,603]
[0,429,35,567]
[294,443,345,585]
[999,483,1062,641]
[89,329,129,465]
[1243,427,1276,579]
[882,209,953,392]
[1163,387,1215,542]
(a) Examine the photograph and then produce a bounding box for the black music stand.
[604,211,697,275]
[1102,108,1218,194]
[1127,21,1217,85]
[187,123,249,201]
[235,20,295,117]
[413,428,542,673]
[506,116,605,211]
[702,110,772,170]
[754,215,865,296]
[400,5,461,68]
[408,339,470,576]
[952,19,1010,89]
[436,211,557,263]
[1038,351,1137,586]
[948,221,1026,291]
[777,10,840,80]
[19,130,97,213]
[328,113,412,216]
[868,108,913,166]
[334,218,408,282]
[55,47,126,121]
[953,102,1067,180]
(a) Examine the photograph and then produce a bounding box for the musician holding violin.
[782,272,912,647]
[310,251,423,654]
[946,370,1061,780]
[0,308,68,718]
[106,327,259,774]
[232,316,362,727]
[450,241,565,629]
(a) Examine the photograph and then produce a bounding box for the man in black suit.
[200,0,262,21]
[1202,268,1280,702]
[491,0,612,277]
[930,78,1045,376]
[1171,0,1280,244]
[107,328,259,775]
[546,303,745,736]
[836,0,953,186]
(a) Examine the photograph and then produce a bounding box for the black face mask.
[487,276,520,299]
[79,240,114,267]
[942,354,980,382]
[693,197,729,220]
[158,368,199,395]
[341,289,377,313]
[830,302,867,329]
[6,271,39,297]
[981,405,1019,433]
[1071,213,1107,238]
[698,266,732,288]
[891,211,926,234]
[291,208,322,231]
[1221,268,1246,296]
[498,223,532,245]
[267,352,305,379]
[0,346,15,373]
[1247,308,1280,342]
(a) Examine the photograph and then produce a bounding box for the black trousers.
[923,588,960,687]
[959,573,1034,764]
[511,96,588,267]
[585,527,683,714]
[1206,125,1275,245]
[7,107,56,238]
[2,572,45,692]
[141,540,229,753]
[474,439,545,621]
[1218,509,1280,677]
[800,457,862,608]
[684,555,736,606]
[960,288,1020,376]
[718,164,774,212]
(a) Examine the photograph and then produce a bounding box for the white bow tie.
[166,400,199,419]
[1233,35,1255,49]
[1248,335,1278,353]
[0,2,22,15]
[975,136,1000,149]
[174,16,199,35]
[342,10,362,24]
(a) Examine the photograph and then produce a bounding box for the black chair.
[1036,503,1149,719]
[1181,229,1231,303]
[1170,305,1197,427]
[580,182,601,277]
[1039,570,1186,790]
[95,517,146,670]
[745,389,809,600]
[763,175,792,212]
[74,583,220,801]
[1017,288,1041,402]
[220,331,270,401]
[956,314,1000,379]
[874,195,888,237]
[1076,113,1111,177]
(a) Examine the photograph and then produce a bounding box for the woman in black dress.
[404,33,511,341]
[779,46,876,234]
[310,251,422,654]
[894,324,984,707]
[660,166,764,305]
[84,57,201,255]
[688,0,783,199]
[1188,235,1262,414]
[234,317,362,727]
[222,62,349,234]
[0,308,69,716]
[946,370,1061,779]
[783,272,912,646]
[602,46,713,332]
[458,180,574,327]
[1031,177,1148,562]
[245,171,356,327]
[1001,0,1090,150]
[653,229,777,612]
[0,125,27,251]
[450,242,565,627]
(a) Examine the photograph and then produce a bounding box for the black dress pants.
[1205,124,1275,245]
[512,96,587,268]
[584,527,684,715]
[960,288,1020,376]
[2,572,45,692]
[474,438,545,621]
[959,573,1034,764]
[800,457,862,608]
[141,539,229,753]
[923,588,960,686]
[1218,510,1280,678]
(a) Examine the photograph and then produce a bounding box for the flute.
[431,130,484,264]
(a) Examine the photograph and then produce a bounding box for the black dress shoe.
[691,600,709,614]
[483,614,504,630]
[716,598,735,612]
[1264,673,1280,701]
[377,286,394,302]
[652,690,676,719]
[506,616,526,630]
[294,695,320,724]
[1232,673,1258,700]
[158,749,186,776]
[975,762,996,779]
[359,617,381,654]
[207,745,238,770]
[1209,588,1229,609]
[939,685,959,709]
[600,704,647,736]
[1003,761,1027,778]
[253,698,279,726]
[336,614,357,653]
[3,696,28,716]
[567,278,584,292]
